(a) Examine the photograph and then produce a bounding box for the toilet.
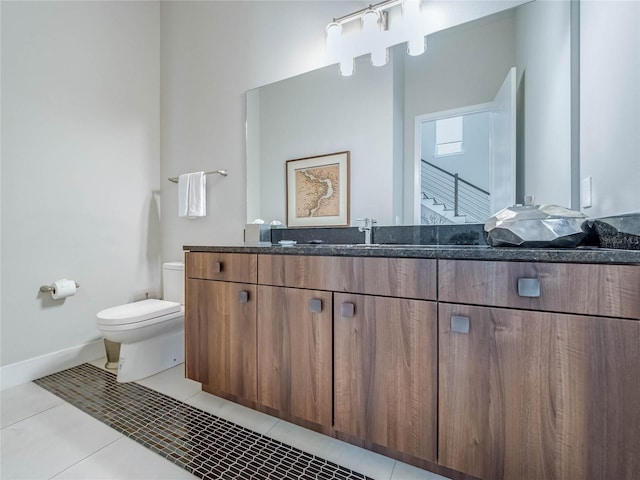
[96,262,185,383]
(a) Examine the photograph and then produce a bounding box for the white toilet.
[96,262,185,383]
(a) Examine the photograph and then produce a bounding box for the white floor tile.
[51,435,198,479]
[184,391,279,435]
[1,402,122,479]
[0,382,64,428]
[135,363,201,401]
[391,461,451,480]
[265,420,395,480]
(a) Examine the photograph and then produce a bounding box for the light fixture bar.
[332,0,403,26]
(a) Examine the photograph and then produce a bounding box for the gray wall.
[1,1,161,368]
[516,0,572,207]
[580,0,640,217]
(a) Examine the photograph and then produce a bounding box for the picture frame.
[286,151,350,227]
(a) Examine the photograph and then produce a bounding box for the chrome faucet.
[357,218,377,245]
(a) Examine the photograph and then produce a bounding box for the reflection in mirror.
[247,1,571,226]
[417,66,516,225]
[419,108,493,224]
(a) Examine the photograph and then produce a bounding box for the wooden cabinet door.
[334,293,438,462]
[439,303,640,480]
[257,286,333,427]
[185,279,257,402]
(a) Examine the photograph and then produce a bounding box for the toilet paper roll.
[51,279,76,300]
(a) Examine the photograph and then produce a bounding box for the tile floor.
[1,358,449,480]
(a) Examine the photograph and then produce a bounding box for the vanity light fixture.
[326,0,427,76]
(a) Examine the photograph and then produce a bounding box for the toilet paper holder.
[40,282,80,293]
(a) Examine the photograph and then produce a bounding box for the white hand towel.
[178,174,190,217]
[178,172,206,218]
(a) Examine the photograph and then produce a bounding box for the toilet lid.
[97,299,181,326]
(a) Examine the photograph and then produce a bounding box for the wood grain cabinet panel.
[258,255,436,300]
[334,293,438,462]
[185,278,257,401]
[439,260,640,320]
[186,252,257,283]
[257,286,333,427]
[438,302,640,480]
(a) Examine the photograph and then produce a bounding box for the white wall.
[1,2,160,372]
[580,1,640,217]
[253,57,395,226]
[516,0,572,207]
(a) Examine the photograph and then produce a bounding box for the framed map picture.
[286,151,350,227]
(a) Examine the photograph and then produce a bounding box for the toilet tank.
[162,262,184,304]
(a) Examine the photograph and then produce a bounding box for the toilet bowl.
[96,262,185,383]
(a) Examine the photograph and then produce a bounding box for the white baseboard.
[1,339,105,391]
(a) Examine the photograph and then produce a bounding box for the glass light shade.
[327,22,353,76]
[326,22,342,53]
[362,10,380,33]
[339,58,355,76]
[362,9,388,67]
[371,48,388,67]
[403,0,426,55]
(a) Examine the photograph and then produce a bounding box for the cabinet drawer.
[186,252,257,283]
[258,255,437,300]
[439,260,640,320]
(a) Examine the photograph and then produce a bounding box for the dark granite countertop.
[184,244,640,265]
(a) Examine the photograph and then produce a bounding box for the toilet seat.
[97,309,184,332]
[97,299,181,327]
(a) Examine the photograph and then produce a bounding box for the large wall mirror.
[246,0,573,227]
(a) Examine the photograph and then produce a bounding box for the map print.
[295,163,340,218]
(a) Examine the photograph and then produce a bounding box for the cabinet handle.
[212,261,223,273]
[309,298,322,313]
[341,302,355,318]
[451,315,470,334]
[517,278,540,297]
[238,290,249,304]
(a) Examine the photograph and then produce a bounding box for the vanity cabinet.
[185,253,258,402]
[185,249,639,479]
[257,285,332,427]
[438,260,640,480]
[334,293,438,462]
